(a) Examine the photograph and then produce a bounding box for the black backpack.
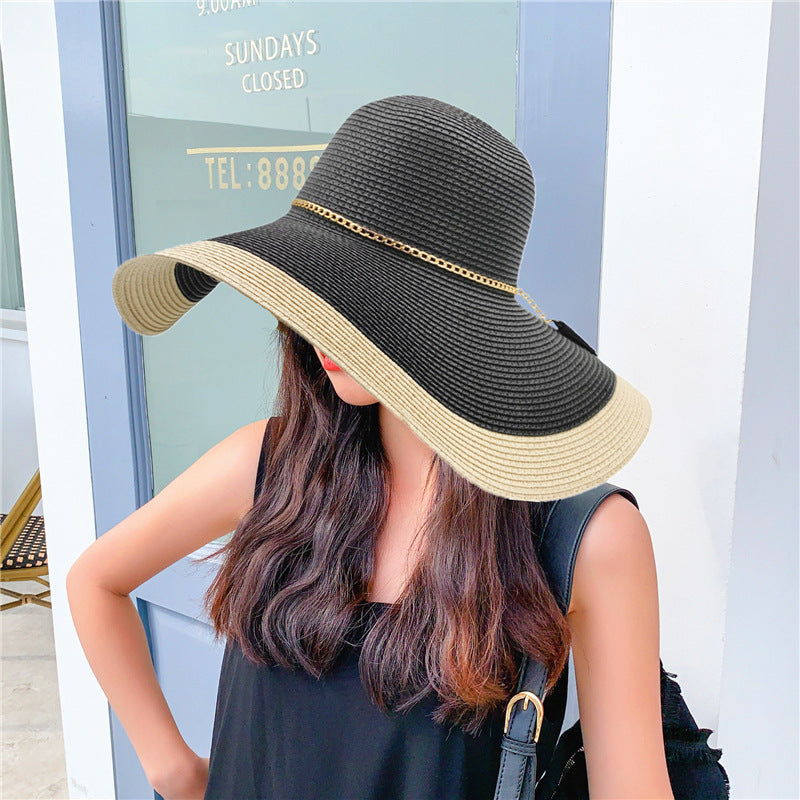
[494,483,731,800]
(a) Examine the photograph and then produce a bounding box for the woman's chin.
[328,376,379,406]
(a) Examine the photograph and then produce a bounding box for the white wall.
[717,0,799,796]
[598,0,772,761]
[0,2,116,798]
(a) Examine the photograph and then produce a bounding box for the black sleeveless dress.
[203,418,507,800]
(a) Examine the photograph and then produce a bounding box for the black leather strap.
[493,483,639,799]
[531,649,568,784]
[537,483,639,616]
[493,654,549,800]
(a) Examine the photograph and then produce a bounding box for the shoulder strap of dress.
[253,417,274,503]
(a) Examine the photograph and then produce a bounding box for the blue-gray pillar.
[516,0,612,350]
[54,1,153,797]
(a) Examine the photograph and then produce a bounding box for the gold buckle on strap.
[503,691,545,741]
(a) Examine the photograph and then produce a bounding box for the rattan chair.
[1,469,50,610]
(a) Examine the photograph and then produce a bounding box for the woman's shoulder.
[67,416,278,594]
[241,415,279,453]
[567,492,655,617]
[564,492,672,795]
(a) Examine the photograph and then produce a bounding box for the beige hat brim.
[113,237,650,501]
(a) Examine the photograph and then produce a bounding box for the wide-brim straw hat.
[112,94,650,502]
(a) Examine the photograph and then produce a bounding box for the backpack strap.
[537,483,639,616]
[493,483,639,800]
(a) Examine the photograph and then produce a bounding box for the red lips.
[321,352,342,371]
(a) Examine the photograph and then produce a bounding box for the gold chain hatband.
[290,198,551,324]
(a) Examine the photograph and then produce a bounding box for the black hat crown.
[291,94,536,287]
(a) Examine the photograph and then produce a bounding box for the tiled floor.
[1,582,69,800]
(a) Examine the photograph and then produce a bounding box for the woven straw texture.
[113,238,650,501]
[111,94,652,500]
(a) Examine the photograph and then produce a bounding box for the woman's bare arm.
[566,493,674,799]
[65,418,269,794]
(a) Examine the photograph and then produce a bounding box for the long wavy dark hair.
[198,321,571,735]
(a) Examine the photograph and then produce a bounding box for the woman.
[68,95,672,799]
